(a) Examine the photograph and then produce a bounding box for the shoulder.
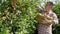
[49,10,57,18]
[52,11,57,18]
[52,12,57,16]
[50,10,57,16]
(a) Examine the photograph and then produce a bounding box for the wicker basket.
[36,13,53,23]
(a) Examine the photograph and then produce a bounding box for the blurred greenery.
[0,0,60,34]
[0,0,39,34]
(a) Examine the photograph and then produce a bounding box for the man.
[36,1,59,34]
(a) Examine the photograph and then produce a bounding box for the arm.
[52,13,59,24]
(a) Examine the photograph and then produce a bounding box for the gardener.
[36,1,59,34]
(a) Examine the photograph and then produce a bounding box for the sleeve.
[52,13,59,24]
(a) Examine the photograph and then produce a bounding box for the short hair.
[46,1,53,6]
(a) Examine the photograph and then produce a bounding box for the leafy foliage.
[0,0,40,34]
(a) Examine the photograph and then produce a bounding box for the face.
[45,4,53,12]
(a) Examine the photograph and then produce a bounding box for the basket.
[36,13,53,23]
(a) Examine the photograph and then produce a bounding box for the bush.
[0,0,40,34]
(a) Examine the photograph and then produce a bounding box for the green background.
[0,0,60,34]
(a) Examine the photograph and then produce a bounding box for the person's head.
[45,1,53,12]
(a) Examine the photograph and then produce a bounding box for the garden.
[0,0,60,34]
